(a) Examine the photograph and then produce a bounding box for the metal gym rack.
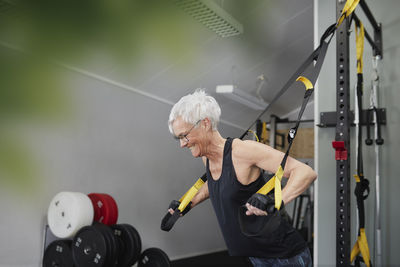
[319,0,383,266]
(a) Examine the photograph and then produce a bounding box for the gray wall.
[1,1,399,266]
[315,0,400,266]
[0,69,248,266]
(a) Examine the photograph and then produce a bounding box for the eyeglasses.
[174,120,201,143]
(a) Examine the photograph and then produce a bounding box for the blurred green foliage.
[0,0,262,193]
[0,47,68,192]
[0,0,191,65]
[0,131,38,193]
[0,0,193,192]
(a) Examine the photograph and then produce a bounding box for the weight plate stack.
[138,248,171,267]
[43,240,74,267]
[111,224,142,267]
[88,193,119,225]
[47,192,94,238]
[72,225,111,267]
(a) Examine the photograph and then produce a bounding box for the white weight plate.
[47,192,94,238]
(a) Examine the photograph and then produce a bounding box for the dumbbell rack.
[43,224,63,252]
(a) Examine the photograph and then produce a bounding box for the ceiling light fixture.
[173,0,244,38]
[216,85,269,110]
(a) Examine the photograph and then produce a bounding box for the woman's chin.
[191,148,201,158]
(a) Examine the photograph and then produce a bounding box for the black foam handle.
[376,138,384,145]
[161,209,180,232]
[365,139,373,145]
[238,206,282,237]
[365,109,373,146]
[375,108,384,145]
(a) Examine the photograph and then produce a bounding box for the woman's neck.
[204,131,226,161]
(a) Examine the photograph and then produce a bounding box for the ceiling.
[0,0,314,130]
[144,0,313,128]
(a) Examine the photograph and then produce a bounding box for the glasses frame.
[174,120,201,143]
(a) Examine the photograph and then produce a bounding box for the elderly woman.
[168,89,316,266]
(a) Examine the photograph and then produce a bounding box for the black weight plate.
[112,229,126,266]
[111,224,142,267]
[43,240,74,267]
[104,224,119,267]
[93,223,119,267]
[127,224,142,265]
[92,223,113,267]
[72,225,108,267]
[138,248,170,267]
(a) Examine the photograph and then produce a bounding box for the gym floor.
[171,250,252,267]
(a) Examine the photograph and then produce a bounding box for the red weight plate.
[105,194,118,225]
[97,193,118,225]
[88,193,118,225]
[88,193,103,223]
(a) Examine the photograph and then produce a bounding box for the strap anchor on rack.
[332,141,348,160]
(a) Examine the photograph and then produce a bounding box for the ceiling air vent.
[174,0,243,38]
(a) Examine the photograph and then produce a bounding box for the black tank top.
[207,138,307,258]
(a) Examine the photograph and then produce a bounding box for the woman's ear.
[203,117,211,130]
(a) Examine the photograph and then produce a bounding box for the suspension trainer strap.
[239,41,330,237]
[256,75,317,210]
[351,20,372,267]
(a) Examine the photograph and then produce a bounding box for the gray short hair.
[168,89,221,134]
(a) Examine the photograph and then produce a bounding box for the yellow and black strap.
[255,76,314,210]
[337,0,361,28]
[239,75,317,237]
[177,176,206,211]
[351,19,372,267]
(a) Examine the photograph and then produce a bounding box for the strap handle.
[160,175,205,231]
[375,107,384,145]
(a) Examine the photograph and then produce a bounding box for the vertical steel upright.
[336,1,351,266]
